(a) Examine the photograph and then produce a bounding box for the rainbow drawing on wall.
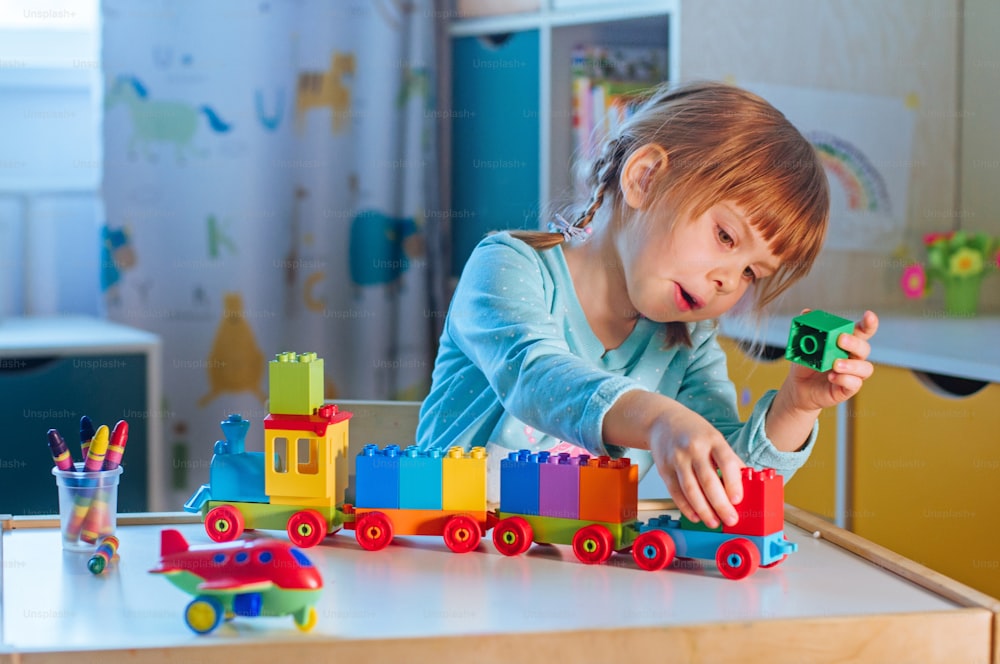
[807,131,891,214]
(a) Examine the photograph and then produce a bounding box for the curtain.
[101,0,442,508]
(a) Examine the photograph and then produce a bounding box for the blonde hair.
[513,80,829,346]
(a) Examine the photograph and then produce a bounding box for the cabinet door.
[451,30,540,276]
[0,354,148,515]
[852,366,1000,599]
[720,337,839,520]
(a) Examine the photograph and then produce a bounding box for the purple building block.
[539,452,588,519]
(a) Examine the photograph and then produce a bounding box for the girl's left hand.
[787,310,879,411]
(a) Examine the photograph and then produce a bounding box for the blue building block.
[499,450,549,516]
[399,446,443,510]
[355,444,400,509]
[209,414,267,504]
[785,310,854,373]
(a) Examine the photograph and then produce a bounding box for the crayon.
[66,425,111,542]
[47,429,75,471]
[87,535,120,574]
[82,420,130,543]
[80,415,96,460]
[103,420,129,471]
[83,425,110,472]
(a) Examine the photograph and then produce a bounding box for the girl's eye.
[717,227,734,245]
[743,266,757,281]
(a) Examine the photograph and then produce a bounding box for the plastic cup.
[52,462,123,552]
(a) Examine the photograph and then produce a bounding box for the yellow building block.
[269,351,324,415]
[442,446,486,511]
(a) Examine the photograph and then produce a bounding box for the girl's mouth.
[675,284,698,311]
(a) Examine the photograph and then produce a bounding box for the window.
[0,0,102,316]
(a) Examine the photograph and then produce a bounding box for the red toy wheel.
[716,537,761,580]
[492,516,533,556]
[205,505,244,542]
[572,524,614,564]
[443,514,482,553]
[355,511,394,551]
[287,509,328,548]
[631,530,676,571]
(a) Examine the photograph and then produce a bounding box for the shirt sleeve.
[445,235,645,456]
[675,325,817,479]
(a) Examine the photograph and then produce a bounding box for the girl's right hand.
[648,406,745,529]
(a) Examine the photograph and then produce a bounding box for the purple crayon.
[80,415,96,460]
[47,429,74,471]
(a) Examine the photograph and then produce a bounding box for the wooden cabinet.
[719,336,840,521]
[447,0,680,274]
[851,365,1000,600]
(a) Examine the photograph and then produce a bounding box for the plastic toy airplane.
[149,529,323,634]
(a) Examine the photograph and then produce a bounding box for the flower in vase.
[900,264,927,299]
[948,247,983,278]
[900,229,1000,302]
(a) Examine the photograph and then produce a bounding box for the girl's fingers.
[693,458,736,528]
[831,358,874,379]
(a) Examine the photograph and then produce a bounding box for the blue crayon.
[80,415,96,459]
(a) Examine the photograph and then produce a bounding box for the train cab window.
[297,438,319,475]
[273,437,288,474]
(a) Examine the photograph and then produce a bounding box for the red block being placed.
[724,467,785,537]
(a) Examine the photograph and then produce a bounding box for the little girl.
[417,81,878,529]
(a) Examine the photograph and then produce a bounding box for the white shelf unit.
[448,0,680,233]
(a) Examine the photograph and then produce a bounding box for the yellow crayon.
[83,425,110,472]
[66,425,111,543]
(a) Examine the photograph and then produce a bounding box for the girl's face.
[618,201,781,323]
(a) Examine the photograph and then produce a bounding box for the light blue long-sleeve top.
[416,233,816,497]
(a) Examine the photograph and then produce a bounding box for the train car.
[493,451,797,579]
[631,468,798,580]
[492,451,641,563]
[349,443,492,553]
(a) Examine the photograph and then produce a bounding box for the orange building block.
[578,456,638,524]
[724,467,785,537]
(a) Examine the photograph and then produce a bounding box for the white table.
[1,507,996,664]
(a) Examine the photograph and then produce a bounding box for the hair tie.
[547,214,592,243]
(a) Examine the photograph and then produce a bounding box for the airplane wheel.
[295,606,318,632]
[185,596,224,635]
[287,509,328,548]
[443,514,482,553]
[632,530,676,571]
[716,538,761,580]
[492,516,533,556]
[355,511,394,551]
[205,505,244,542]
[572,524,614,564]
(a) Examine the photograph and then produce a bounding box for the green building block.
[785,310,854,372]
[268,351,324,415]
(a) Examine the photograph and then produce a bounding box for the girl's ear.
[620,143,669,209]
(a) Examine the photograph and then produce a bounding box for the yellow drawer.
[852,365,1000,599]
[720,336,838,520]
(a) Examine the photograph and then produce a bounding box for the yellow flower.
[948,247,983,277]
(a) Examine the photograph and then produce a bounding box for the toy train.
[184,352,797,580]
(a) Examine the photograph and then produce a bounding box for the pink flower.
[922,231,953,246]
[901,263,927,299]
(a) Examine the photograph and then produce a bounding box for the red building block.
[724,467,785,537]
[578,456,638,524]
